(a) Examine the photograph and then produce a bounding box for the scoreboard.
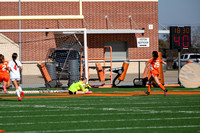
[170,26,191,50]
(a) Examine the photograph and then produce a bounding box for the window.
[190,55,200,59]
[181,55,184,59]
[184,55,188,59]
[105,42,128,61]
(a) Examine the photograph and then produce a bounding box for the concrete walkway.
[19,70,179,88]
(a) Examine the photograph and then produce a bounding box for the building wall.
[0,33,19,61]
[0,0,158,62]
[0,0,158,76]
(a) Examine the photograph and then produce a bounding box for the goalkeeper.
[68,77,92,95]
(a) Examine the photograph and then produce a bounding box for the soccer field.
[0,87,200,133]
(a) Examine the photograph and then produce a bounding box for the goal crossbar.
[0,15,84,21]
[0,0,83,21]
[0,28,85,33]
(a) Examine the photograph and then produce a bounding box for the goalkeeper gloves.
[85,84,91,89]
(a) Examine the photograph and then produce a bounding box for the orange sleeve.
[159,58,164,63]
[148,58,153,64]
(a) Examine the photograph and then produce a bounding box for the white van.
[173,53,200,69]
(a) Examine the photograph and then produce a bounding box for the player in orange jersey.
[0,54,9,94]
[145,51,168,96]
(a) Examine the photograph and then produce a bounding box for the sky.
[158,0,200,28]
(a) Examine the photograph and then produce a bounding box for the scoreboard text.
[170,26,191,50]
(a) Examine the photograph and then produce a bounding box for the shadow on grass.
[0,99,16,102]
[132,94,149,96]
[115,85,135,88]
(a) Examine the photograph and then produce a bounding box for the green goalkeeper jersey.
[68,81,87,93]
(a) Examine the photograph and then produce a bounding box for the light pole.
[19,0,21,62]
[19,0,22,83]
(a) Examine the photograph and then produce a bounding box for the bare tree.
[192,26,200,49]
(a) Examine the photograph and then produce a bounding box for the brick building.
[0,0,158,75]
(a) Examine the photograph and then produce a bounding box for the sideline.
[0,90,200,99]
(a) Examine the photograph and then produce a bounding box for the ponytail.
[12,53,19,67]
[0,54,3,63]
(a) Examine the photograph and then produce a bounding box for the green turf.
[0,87,200,133]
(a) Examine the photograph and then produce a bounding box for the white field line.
[0,105,200,113]
[0,102,200,110]
[0,111,200,118]
[0,100,182,105]
[5,125,200,133]
[0,90,68,94]
[9,98,199,103]
[0,100,199,107]
[1,117,200,126]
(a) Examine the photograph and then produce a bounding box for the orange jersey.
[148,58,163,75]
[0,61,9,82]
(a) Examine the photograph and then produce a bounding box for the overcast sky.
[158,0,200,27]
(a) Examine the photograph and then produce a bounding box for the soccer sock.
[148,84,151,92]
[18,86,22,92]
[3,86,6,90]
[16,90,21,97]
[3,86,7,93]
[158,83,165,91]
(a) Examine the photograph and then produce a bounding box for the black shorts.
[69,91,76,95]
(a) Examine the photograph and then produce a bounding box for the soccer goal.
[0,28,89,86]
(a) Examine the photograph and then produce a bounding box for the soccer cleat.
[3,86,7,94]
[17,97,21,101]
[145,91,150,95]
[7,85,12,89]
[164,89,168,96]
[85,91,93,94]
[21,91,24,98]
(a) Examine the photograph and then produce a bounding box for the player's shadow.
[132,94,150,96]
[0,99,16,102]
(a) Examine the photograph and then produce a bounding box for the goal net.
[45,33,86,86]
